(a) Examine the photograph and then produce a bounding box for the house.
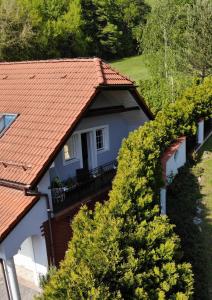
[0,58,152,299]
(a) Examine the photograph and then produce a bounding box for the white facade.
[165,138,186,184]
[160,137,186,216]
[160,188,167,215]
[197,119,204,144]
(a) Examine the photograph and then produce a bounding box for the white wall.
[14,235,48,286]
[198,119,204,144]
[0,197,48,261]
[165,139,186,183]
[160,188,167,215]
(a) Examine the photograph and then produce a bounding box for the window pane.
[0,114,17,135]
[64,144,70,160]
[64,134,78,161]
[96,129,104,150]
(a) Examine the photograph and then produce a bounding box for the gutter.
[0,180,26,191]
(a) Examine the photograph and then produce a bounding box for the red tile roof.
[0,186,38,241]
[161,137,186,183]
[0,58,134,186]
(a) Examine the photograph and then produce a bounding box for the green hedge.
[38,77,212,300]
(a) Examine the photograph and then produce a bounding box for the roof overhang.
[31,86,153,188]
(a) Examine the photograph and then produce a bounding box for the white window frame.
[62,125,109,168]
[63,133,80,165]
[95,127,109,153]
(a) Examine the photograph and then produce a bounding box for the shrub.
[37,78,212,299]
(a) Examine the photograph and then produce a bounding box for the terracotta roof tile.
[0,58,133,186]
[0,186,38,242]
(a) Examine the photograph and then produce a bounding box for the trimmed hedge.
[38,78,212,300]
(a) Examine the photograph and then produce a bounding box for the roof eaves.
[0,191,39,243]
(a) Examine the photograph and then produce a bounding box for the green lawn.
[110,54,151,84]
[167,136,212,299]
[110,1,157,84]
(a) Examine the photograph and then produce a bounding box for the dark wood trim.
[85,105,140,117]
[99,84,136,90]
[130,89,154,120]
[99,85,154,120]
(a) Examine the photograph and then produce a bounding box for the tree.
[37,76,212,299]
[0,0,85,60]
[38,80,212,298]
[0,0,34,60]
[80,0,150,59]
[182,0,212,80]
[0,0,150,61]
[140,0,212,113]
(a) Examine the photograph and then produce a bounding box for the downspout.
[24,189,56,266]
[0,258,11,300]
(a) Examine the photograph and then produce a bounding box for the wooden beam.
[85,105,140,117]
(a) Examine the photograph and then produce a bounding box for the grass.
[110,54,151,84]
[167,136,212,299]
[110,1,157,84]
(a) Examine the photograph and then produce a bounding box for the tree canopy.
[0,0,150,61]
[140,0,212,114]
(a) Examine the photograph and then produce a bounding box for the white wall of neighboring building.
[160,188,167,215]
[165,139,186,183]
[197,119,204,144]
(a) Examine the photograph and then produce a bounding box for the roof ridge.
[0,57,98,65]
[94,57,104,85]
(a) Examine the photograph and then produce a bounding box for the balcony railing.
[51,160,117,213]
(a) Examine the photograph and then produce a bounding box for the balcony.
[51,160,117,213]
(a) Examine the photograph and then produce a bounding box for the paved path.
[0,267,40,300]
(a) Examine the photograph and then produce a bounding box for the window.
[96,129,104,151]
[0,114,17,135]
[64,134,78,161]
[96,127,109,152]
